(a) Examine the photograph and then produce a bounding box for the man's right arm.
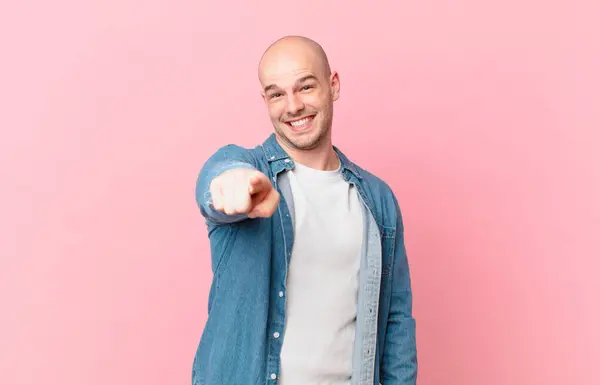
[195,144,258,225]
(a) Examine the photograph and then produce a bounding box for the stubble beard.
[275,123,328,151]
[274,106,334,152]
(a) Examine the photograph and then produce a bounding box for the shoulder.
[335,145,398,206]
[209,143,259,161]
[353,163,405,230]
[355,164,397,202]
[204,143,267,168]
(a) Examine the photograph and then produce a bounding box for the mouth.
[285,115,315,132]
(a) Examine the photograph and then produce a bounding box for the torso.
[278,162,364,385]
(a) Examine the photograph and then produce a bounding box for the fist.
[209,168,280,219]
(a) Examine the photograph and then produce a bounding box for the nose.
[285,93,305,116]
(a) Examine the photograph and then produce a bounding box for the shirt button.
[273,332,280,338]
[278,291,284,297]
[284,159,291,163]
[270,373,277,380]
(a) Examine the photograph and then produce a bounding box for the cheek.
[305,93,329,111]
[267,103,284,120]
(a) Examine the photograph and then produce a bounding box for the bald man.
[192,36,417,385]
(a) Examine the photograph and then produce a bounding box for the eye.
[270,93,282,99]
[301,85,313,91]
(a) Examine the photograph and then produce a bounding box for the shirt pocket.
[379,224,396,266]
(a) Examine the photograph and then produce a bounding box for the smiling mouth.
[285,115,315,131]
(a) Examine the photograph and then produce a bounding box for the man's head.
[258,36,340,151]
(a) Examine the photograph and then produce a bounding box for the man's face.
[260,52,339,151]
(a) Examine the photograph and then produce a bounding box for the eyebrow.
[263,75,319,93]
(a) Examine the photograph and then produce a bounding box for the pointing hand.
[209,168,280,219]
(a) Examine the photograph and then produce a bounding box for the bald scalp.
[258,35,332,82]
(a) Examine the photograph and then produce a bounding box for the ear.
[260,90,268,105]
[330,71,340,101]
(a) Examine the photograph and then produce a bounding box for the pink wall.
[1,1,598,384]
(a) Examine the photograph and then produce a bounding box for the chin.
[288,131,324,150]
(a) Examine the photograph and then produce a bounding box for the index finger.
[248,172,272,194]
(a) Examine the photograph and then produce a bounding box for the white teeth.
[290,117,310,127]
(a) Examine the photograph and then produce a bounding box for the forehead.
[259,50,325,88]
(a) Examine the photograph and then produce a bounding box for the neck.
[276,134,340,171]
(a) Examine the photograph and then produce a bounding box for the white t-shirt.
[278,161,364,385]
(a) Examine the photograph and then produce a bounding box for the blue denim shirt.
[192,134,417,385]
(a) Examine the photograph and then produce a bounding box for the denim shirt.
[192,134,417,385]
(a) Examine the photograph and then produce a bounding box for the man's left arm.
[381,197,418,384]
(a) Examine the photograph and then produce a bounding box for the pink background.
[1,1,598,384]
